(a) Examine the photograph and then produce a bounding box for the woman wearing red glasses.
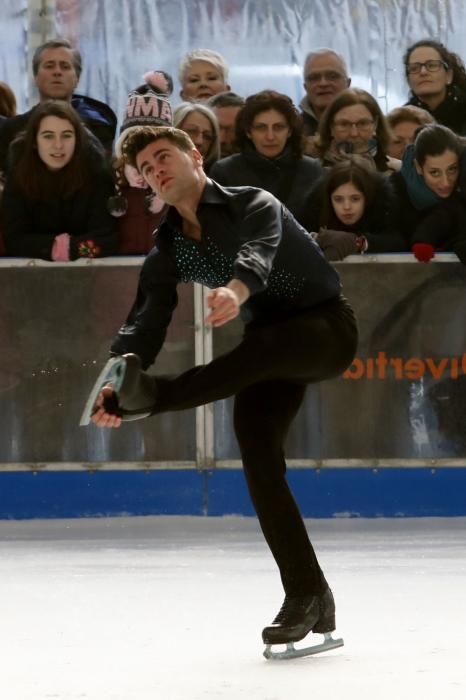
[404,39,466,136]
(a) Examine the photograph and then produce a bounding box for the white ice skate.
[79,356,127,425]
[80,353,156,426]
[263,631,344,660]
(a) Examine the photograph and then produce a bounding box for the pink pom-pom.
[142,70,173,96]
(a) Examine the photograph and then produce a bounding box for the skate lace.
[272,596,295,624]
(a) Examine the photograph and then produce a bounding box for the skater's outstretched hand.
[90,385,122,429]
[206,280,250,327]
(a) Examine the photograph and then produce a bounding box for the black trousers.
[152,295,358,597]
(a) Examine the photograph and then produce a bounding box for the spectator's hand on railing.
[314,229,364,261]
[412,243,435,263]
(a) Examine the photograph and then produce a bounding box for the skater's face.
[415,149,459,198]
[36,115,76,170]
[136,138,204,203]
[331,181,365,226]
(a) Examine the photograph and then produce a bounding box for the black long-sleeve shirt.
[111,179,342,368]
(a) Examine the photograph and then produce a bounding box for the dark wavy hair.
[0,81,16,117]
[316,88,392,170]
[413,123,465,167]
[12,100,92,200]
[319,155,378,229]
[404,39,466,95]
[234,90,304,158]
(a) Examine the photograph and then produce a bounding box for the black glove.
[315,229,360,261]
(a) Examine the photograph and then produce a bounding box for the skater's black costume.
[109,180,358,647]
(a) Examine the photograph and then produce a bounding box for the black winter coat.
[209,143,322,228]
[2,148,118,260]
[406,86,466,136]
[390,171,466,262]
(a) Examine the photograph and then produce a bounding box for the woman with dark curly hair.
[209,89,322,226]
[316,87,398,173]
[2,100,117,260]
[404,39,466,136]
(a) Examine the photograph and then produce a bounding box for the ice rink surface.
[1,515,465,700]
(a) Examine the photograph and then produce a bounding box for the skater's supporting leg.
[233,380,327,598]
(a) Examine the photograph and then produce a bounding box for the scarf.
[400,145,442,210]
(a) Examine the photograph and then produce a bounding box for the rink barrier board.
[1,255,466,518]
[1,467,466,519]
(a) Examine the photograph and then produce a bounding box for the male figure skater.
[86,126,358,659]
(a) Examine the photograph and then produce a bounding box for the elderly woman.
[173,101,220,172]
[404,39,466,136]
[2,100,117,260]
[178,48,230,103]
[316,87,398,173]
[209,89,322,227]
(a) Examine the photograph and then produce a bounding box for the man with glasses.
[300,48,351,152]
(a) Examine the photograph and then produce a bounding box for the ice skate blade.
[263,632,344,660]
[79,356,127,426]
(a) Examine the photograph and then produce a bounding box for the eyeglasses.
[305,71,346,83]
[406,60,448,75]
[184,127,214,142]
[333,118,375,132]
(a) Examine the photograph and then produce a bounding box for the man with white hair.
[301,48,351,137]
[179,48,231,103]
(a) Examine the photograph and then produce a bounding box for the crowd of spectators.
[1,38,466,263]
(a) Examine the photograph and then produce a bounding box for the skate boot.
[262,588,344,660]
[80,354,157,425]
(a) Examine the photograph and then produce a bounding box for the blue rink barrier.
[1,467,466,520]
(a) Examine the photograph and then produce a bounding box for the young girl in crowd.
[2,100,117,260]
[304,155,404,260]
[390,123,466,262]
